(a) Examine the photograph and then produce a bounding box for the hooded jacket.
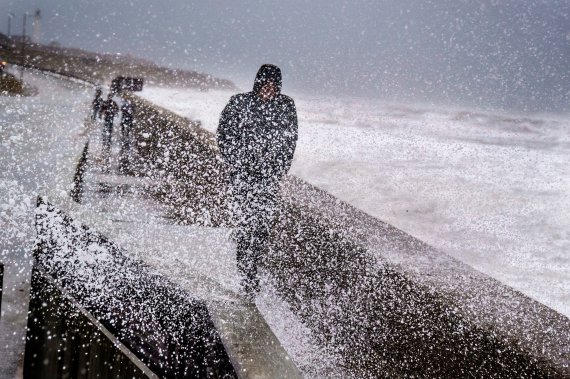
[217,65,298,184]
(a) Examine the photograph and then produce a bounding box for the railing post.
[70,141,89,203]
[0,263,3,318]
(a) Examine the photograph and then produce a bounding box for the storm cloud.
[3,0,569,112]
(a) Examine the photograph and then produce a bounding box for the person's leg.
[232,180,259,298]
[235,221,270,298]
[118,123,126,170]
[236,231,258,294]
[247,222,270,286]
[101,120,107,146]
[103,120,113,170]
[235,182,278,298]
[234,191,256,297]
[121,122,129,148]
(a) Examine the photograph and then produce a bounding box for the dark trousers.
[102,118,114,167]
[231,178,279,291]
[92,106,99,121]
[119,121,131,172]
[235,220,270,290]
[120,122,130,150]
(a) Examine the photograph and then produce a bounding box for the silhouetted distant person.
[119,99,134,172]
[91,88,103,120]
[217,64,298,299]
[101,93,118,170]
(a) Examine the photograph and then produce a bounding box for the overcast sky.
[2,0,569,113]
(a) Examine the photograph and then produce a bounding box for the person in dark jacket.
[217,64,298,299]
[101,93,119,169]
[91,88,103,120]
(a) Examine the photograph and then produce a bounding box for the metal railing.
[27,196,236,378]
[24,265,157,379]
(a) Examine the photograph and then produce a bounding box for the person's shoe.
[241,278,260,302]
[243,288,256,302]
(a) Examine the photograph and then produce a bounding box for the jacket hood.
[253,64,282,95]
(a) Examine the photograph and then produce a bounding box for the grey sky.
[2,0,569,113]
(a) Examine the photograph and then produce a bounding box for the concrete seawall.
[124,92,570,378]
[125,93,229,226]
[272,177,570,377]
